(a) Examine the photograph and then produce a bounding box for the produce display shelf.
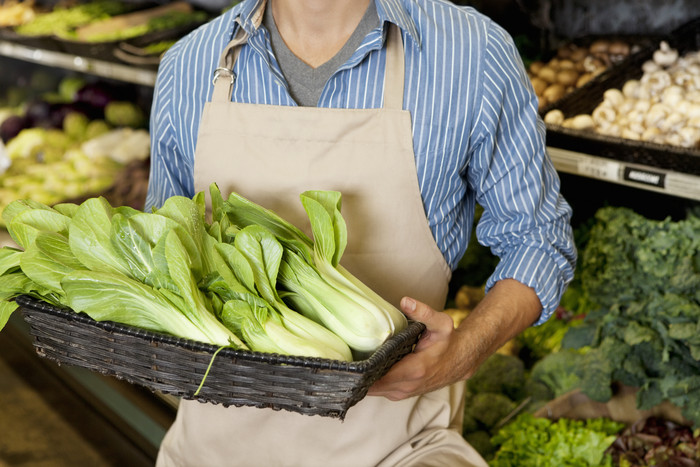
[0,40,156,87]
[548,147,700,201]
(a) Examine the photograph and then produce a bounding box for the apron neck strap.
[211,20,405,110]
[382,23,404,110]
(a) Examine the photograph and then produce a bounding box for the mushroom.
[589,39,610,55]
[608,40,631,63]
[644,103,670,127]
[566,114,595,130]
[530,76,549,95]
[542,83,567,104]
[658,112,686,133]
[543,109,565,125]
[569,47,589,62]
[628,121,646,135]
[641,126,662,142]
[602,88,625,108]
[597,122,621,137]
[592,105,616,125]
[558,59,576,70]
[687,116,700,129]
[557,69,579,87]
[677,127,700,147]
[621,79,641,99]
[641,70,672,94]
[686,103,700,119]
[576,73,594,88]
[660,85,685,107]
[529,61,545,75]
[583,56,606,73]
[633,99,651,114]
[642,60,661,74]
[537,66,558,84]
[653,41,679,67]
[621,128,641,140]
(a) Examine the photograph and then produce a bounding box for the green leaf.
[622,321,657,346]
[223,189,314,261]
[0,300,18,333]
[212,242,255,294]
[8,207,72,250]
[109,213,176,291]
[52,202,80,218]
[61,269,214,343]
[233,225,284,305]
[154,195,211,278]
[300,190,346,266]
[68,197,131,276]
[668,321,697,340]
[0,247,22,276]
[20,232,84,296]
[163,230,246,347]
[2,199,55,231]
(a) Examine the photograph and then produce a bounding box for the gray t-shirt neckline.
[263,2,380,107]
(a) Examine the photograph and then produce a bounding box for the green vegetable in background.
[490,413,624,467]
[561,207,700,426]
[466,353,526,400]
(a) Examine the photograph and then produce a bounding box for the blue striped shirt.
[146,0,577,323]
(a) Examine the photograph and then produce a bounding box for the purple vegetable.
[75,83,117,109]
[24,99,51,126]
[0,115,30,143]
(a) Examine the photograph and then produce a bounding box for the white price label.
[576,158,620,182]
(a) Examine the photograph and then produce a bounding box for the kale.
[566,207,700,426]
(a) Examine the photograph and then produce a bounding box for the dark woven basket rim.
[14,294,425,372]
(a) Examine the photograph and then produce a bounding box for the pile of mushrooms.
[545,41,700,149]
[529,39,635,112]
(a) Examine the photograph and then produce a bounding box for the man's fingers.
[400,296,453,335]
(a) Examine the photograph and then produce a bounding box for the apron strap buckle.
[213,67,236,86]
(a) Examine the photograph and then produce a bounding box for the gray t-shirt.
[263,2,380,107]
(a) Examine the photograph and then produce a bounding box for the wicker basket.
[543,17,700,175]
[16,295,424,419]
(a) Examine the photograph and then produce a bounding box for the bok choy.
[211,184,407,354]
[0,183,407,361]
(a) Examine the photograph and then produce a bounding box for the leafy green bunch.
[0,184,407,362]
[560,207,700,425]
[489,413,624,467]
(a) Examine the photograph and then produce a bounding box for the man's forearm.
[454,278,542,379]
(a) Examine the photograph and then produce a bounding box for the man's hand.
[367,279,542,400]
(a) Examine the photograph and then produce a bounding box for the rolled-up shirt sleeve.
[468,20,577,325]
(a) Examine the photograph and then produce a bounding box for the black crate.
[543,17,700,175]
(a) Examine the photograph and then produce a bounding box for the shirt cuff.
[485,244,570,325]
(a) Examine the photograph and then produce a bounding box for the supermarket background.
[1,0,700,465]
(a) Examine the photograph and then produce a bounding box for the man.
[146,0,576,465]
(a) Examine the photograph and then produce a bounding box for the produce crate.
[542,17,700,175]
[16,295,424,420]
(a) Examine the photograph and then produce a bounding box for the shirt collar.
[231,0,421,48]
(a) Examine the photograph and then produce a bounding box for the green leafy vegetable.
[0,183,407,361]
[490,413,624,467]
[562,207,700,425]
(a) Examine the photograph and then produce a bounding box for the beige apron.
[157,18,486,467]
